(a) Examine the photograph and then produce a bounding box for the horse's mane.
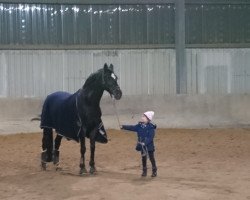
[83,69,103,89]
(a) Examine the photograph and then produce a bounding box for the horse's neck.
[80,72,104,106]
[83,90,103,106]
[81,85,104,106]
[77,87,103,123]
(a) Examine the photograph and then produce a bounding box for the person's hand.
[153,123,157,129]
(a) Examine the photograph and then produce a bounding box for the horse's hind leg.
[54,135,62,164]
[41,128,53,170]
[53,134,62,170]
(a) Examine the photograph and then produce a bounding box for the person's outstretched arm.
[121,124,139,132]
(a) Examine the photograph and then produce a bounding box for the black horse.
[40,63,122,174]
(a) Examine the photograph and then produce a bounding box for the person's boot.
[151,167,157,177]
[141,168,147,177]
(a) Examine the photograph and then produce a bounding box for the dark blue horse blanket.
[40,91,107,143]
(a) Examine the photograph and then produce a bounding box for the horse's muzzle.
[113,88,122,100]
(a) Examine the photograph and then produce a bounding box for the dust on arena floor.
[0,128,250,200]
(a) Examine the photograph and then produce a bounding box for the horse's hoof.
[41,162,46,171]
[89,167,97,174]
[56,167,62,171]
[54,163,62,171]
[79,168,88,175]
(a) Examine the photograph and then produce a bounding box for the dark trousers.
[141,151,157,172]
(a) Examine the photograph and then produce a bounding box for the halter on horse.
[40,63,122,174]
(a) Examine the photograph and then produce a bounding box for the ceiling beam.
[0,0,175,5]
[186,0,250,4]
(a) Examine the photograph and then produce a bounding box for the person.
[120,111,157,177]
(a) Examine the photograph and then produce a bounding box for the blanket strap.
[76,96,83,138]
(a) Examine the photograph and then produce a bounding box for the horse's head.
[102,63,122,100]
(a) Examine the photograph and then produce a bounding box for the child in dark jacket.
[121,111,157,177]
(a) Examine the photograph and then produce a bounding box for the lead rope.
[141,144,148,157]
[112,98,121,128]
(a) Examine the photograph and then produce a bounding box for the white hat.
[143,111,154,121]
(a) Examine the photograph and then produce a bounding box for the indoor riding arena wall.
[0,48,250,133]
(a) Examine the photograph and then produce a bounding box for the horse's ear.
[104,63,108,72]
[109,64,114,72]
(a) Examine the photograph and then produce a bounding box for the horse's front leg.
[89,130,97,174]
[79,137,87,175]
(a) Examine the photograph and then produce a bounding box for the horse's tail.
[31,115,41,121]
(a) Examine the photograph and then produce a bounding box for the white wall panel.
[148,49,176,94]
[0,49,175,98]
[0,52,8,97]
[187,48,250,94]
[2,48,250,98]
